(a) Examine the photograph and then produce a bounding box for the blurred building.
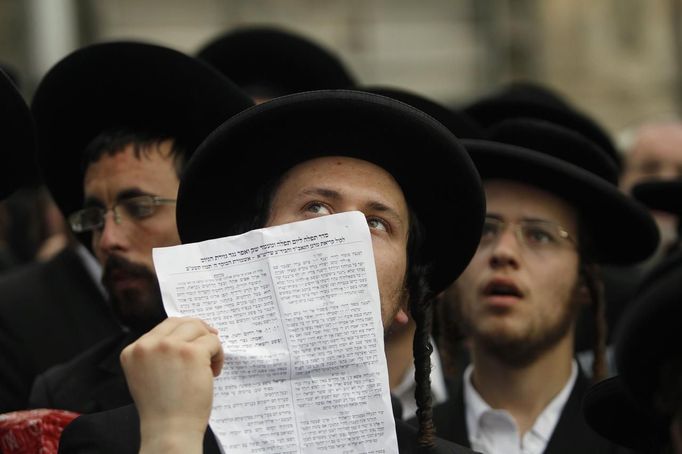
[1,0,680,137]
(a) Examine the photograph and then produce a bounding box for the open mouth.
[482,279,523,300]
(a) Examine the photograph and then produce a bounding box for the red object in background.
[0,409,80,454]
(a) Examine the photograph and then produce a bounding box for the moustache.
[102,254,156,285]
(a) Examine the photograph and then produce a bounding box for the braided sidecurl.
[404,209,437,450]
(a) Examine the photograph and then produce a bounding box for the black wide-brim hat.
[582,376,665,452]
[197,26,356,97]
[357,86,486,139]
[464,82,621,168]
[632,179,682,215]
[463,134,658,265]
[0,68,38,200]
[178,90,485,294]
[583,252,682,451]
[31,41,254,219]
[615,250,682,417]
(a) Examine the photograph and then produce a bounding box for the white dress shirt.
[463,361,578,454]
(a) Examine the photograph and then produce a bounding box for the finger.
[192,333,225,377]
[166,318,216,343]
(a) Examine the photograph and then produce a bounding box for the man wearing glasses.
[26,41,253,413]
[431,118,658,453]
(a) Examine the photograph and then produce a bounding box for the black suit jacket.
[0,246,121,412]
[59,399,477,454]
[29,332,135,413]
[428,371,632,453]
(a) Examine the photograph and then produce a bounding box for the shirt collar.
[463,361,578,443]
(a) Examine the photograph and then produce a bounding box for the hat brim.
[583,376,664,451]
[0,69,37,200]
[632,179,682,215]
[615,251,682,410]
[178,89,485,294]
[463,139,659,265]
[31,41,253,219]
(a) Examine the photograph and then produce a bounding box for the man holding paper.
[59,90,485,453]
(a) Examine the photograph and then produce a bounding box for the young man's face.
[449,179,583,365]
[83,142,181,331]
[266,156,411,331]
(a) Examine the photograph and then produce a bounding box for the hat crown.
[489,118,619,184]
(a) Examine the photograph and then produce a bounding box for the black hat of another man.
[464,82,621,168]
[463,118,659,265]
[357,86,486,139]
[31,41,254,220]
[632,179,682,216]
[177,90,486,294]
[197,26,356,99]
[583,251,682,451]
[0,68,38,200]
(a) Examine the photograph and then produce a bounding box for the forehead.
[276,156,407,202]
[484,179,577,226]
[83,143,179,196]
[632,124,682,161]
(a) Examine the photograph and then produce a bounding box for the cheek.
[372,240,407,298]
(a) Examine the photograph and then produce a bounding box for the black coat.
[0,246,121,412]
[428,371,632,454]
[58,398,477,454]
[29,332,135,413]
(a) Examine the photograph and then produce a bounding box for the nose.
[488,227,521,269]
[94,211,129,260]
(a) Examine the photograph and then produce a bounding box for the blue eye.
[305,202,331,215]
[367,217,388,232]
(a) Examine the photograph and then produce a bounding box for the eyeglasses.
[68,195,176,233]
[479,216,577,253]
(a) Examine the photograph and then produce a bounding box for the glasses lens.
[520,221,560,248]
[69,208,104,233]
[480,218,501,244]
[120,196,156,220]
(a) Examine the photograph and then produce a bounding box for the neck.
[469,332,575,435]
[385,320,416,390]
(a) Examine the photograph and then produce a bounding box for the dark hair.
[249,170,438,448]
[82,128,187,177]
[403,209,438,449]
[576,221,608,383]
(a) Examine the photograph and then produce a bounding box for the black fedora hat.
[197,26,356,98]
[462,118,659,265]
[177,89,485,294]
[632,179,682,216]
[583,251,682,451]
[357,86,486,139]
[0,68,38,200]
[31,41,254,220]
[582,376,663,452]
[464,82,621,168]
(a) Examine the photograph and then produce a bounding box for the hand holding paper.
[120,317,223,454]
[151,211,399,454]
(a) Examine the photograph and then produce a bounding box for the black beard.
[102,254,166,335]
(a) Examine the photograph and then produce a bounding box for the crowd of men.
[0,25,680,454]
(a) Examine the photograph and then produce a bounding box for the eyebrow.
[486,213,563,224]
[83,188,152,208]
[301,187,405,227]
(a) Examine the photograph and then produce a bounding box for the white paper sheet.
[153,211,399,454]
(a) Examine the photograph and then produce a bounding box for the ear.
[392,307,409,326]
